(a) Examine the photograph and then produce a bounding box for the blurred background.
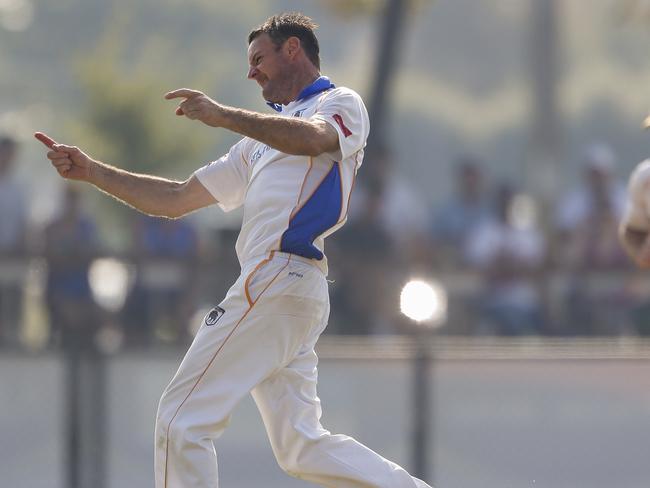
[2,0,650,487]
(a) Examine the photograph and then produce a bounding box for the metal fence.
[3,255,650,352]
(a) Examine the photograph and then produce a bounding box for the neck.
[284,68,320,104]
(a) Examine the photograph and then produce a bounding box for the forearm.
[166,89,338,156]
[218,106,330,156]
[89,160,184,218]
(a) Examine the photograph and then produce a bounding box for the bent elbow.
[287,142,324,157]
[161,182,191,219]
[293,122,338,157]
[162,209,184,220]
[302,134,335,157]
[150,206,183,219]
[305,146,326,157]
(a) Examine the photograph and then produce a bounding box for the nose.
[247,66,258,80]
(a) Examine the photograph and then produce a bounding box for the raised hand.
[165,89,223,127]
[34,132,95,182]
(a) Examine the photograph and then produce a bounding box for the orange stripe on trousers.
[163,252,291,487]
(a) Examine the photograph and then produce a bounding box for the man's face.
[247,33,293,103]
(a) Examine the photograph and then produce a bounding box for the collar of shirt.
[266,76,335,113]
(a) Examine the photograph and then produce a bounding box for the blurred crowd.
[1,133,650,353]
[331,142,646,337]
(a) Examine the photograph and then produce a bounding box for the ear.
[284,36,301,59]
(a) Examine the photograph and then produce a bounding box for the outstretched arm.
[165,89,340,157]
[35,132,215,219]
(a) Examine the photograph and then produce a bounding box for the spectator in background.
[122,215,199,346]
[554,142,627,268]
[0,135,27,347]
[347,144,428,258]
[554,143,633,334]
[44,185,100,350]
[329,178,397,334]
[429,155,493,268]
[331,144,422,334]
[465,183,546,335]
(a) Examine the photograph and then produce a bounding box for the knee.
[158,414,202,456]
[154,402,183,455]
[166,416,196,451]
[276,452,303,478]
[156,403,231,454]
[274,435,320,478]
[154,393,176,439]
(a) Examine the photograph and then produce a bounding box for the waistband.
[244,251,327,276]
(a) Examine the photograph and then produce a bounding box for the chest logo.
[250,145,271,164]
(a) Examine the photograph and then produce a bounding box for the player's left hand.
[165,89,224,127]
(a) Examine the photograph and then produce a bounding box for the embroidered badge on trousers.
[205,306,225,326]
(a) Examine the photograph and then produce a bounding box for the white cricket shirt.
[622,159,650,230]
[194,77,370,274]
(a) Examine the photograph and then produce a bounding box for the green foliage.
[65,11,216,249]
[69,11,211,178]
[322,0,432,17]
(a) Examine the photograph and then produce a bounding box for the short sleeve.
[311,88,370,162]
[194,138,251,212]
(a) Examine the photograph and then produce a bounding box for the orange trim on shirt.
[340,154,360,222]
[244,250,275,307]
[335,161,345,222]
[288,160,335,224]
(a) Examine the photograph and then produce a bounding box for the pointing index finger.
[34,132,57,149]
[164,88,202,100]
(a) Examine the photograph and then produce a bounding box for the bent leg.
[155,256,324,488]
[252,346,433,488]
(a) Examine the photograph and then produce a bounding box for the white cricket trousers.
[154,251,432,488]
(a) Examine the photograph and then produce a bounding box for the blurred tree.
[73,60,209,176]
[323,0,383,15]
[65,9,212,248]
[322,0,433,161]
[70,6,211,177]
[323,0,430,16]
[614,0,650,26]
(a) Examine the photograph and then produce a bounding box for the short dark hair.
[248,12,321,70]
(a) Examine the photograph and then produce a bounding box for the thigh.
[251,343,326,446]
[160,257,327,422]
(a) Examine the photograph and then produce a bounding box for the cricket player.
[619,159,650,267]
[36,12,432,488]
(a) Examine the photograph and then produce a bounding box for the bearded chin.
[263,76,293,105]
[263,86,277,102]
